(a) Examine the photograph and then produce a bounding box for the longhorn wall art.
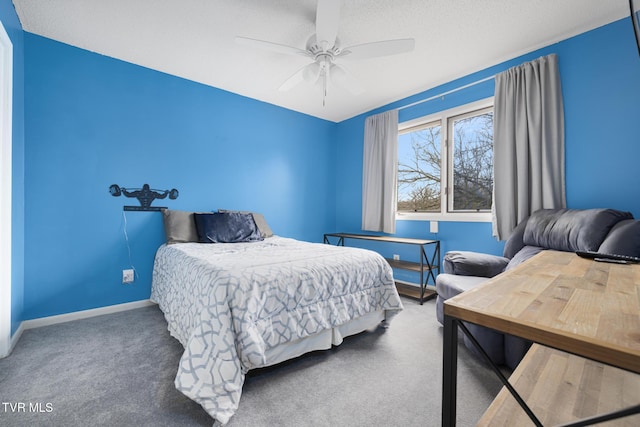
[109,183,179,211]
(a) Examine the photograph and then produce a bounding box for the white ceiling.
[12,0,630,122]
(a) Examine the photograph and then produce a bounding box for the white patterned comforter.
[151,236,403,424]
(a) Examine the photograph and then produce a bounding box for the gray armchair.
[435,208,640,369]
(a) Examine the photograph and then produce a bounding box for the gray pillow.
[162,209,198,244]
[598,219,640,257]
[218,209,274,238]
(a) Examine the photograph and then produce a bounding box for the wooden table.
[477,344,640,426]
[442,250,640,426]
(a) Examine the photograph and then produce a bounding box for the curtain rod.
[396,74,496,112]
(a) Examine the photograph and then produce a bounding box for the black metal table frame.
[323,233,440,304]
[441,314,640,427]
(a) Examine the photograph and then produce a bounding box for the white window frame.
[396,97,494,223]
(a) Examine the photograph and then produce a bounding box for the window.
[398,121,442,212]
[397,99,493,221]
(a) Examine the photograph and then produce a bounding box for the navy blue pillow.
[194,212,263,243]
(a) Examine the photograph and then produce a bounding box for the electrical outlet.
[122,269,134,284]
[430,221,439,234]
[393,254,400,261]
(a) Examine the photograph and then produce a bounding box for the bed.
[150,210,403,425]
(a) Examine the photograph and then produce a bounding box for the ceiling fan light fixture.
[303,62,321,83]
[236,0,415,104]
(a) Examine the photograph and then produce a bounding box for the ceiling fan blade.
[340,38,415,60]
[279,63,319,91]
[235,36,310,57]
[315,0,341,51]
[330,63,364,95]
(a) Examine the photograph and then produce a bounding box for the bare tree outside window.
[451,111,493,211]
[398,123,441,212]
[397,106,493,214]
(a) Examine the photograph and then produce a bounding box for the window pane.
[451,111,493,211]
[397,123,441,212]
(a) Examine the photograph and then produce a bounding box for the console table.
[442,250,640,426]
[323,233,440,304]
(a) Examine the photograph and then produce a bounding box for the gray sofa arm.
[443,251,510,278]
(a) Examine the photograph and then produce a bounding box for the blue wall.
[23,34,336,319]
[1,0,25,336]
[19,16,640,320]
[334,17,640,270]
[561,20,640,211]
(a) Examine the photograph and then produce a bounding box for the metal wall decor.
[109,183,179,211]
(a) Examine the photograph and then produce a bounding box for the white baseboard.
[7,321,25,356]
[1,300,156,359]
[22,299,156,330]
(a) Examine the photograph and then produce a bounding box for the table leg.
[442,314,458,427]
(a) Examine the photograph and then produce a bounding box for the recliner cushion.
[435,275,490,325]
[435,273,491,300]
[505,246,545,271]
[504,335,532,370]
[523,208,632,252]
[463,323,505,367]
[502,217,530,259]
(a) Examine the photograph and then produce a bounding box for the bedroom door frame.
[0,19,13,358]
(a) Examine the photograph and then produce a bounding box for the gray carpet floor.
[0,297,504,426]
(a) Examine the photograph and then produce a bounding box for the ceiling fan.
[235,0,415,105]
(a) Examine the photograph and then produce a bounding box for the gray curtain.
[492,54,566,240]
[362,110,398,234]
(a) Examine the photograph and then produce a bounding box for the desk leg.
[442,314,458,427]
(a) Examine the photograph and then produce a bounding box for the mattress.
[151,236,403,424]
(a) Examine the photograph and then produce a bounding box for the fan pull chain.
[322,70,327,106]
